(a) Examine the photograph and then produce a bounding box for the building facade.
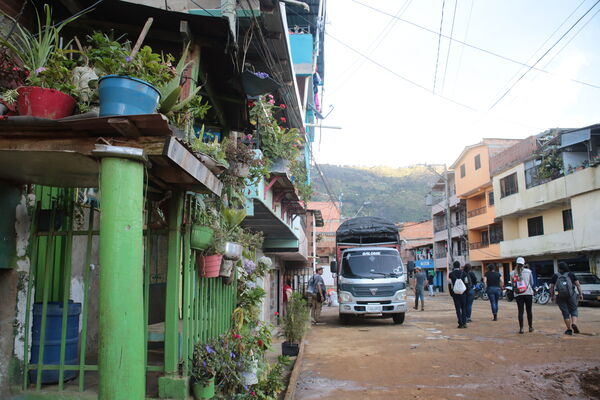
[493,125,600,283]
[430,171,468,289]
[451,139,521,280]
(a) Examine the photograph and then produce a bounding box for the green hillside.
[310,164,440,223]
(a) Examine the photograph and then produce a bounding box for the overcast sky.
[311,0,600,167]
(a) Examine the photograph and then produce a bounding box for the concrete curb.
[283,339,306,400]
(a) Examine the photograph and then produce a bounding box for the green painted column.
[95,147,146,400]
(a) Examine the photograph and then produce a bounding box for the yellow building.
[493,126,600,280]
[451,139,521,278]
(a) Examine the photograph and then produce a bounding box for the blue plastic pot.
[98,75,161,116]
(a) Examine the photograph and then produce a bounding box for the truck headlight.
[393,290,406,301]
[339,291,353,303]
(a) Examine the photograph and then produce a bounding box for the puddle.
[296,371,364,398]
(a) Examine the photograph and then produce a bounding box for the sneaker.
[493,315,497,321]
[565,329,573,335]
[420,308,424,311]
[413,306,418,310]
[572,324,580,334]
[529,327,534,333]
[467,318,472,323]
[457,324,463,328]
[519,329,524,334]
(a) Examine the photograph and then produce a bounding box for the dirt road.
[292,294,600,400]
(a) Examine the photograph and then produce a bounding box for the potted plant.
[86,32,174,116]
[0,5,81,119]
[191,134,229,175]
[190,198,215,252]
[281,292,309,356]
[219,208,246,261]
[191,339,219,399]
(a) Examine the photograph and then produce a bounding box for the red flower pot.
[17,86,76,119]
[197,254,222,278]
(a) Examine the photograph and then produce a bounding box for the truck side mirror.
[330,260,337,274]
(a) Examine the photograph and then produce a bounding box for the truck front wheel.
[392,313,405,324]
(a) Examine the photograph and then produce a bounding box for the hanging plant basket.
[219,259,235,278]
[98,75,161,116]
[221,241,242,261]
[197,254,222,278]
[17,86,76,119]
[192,378,215,399]
[190,225,214,251]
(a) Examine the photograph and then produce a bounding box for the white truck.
[331,217,408,324]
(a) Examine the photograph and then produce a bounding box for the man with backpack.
[307,266,326,324]
[550,262,584,335]
[448,261,468,328]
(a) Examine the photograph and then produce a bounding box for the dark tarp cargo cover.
[336,216,399,244]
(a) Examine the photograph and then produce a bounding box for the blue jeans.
[487,286,501,315]
[466,289,475,319]
[452,293,468,326]
[415,287,425,308]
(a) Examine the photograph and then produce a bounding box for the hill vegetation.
[310,164,440,223]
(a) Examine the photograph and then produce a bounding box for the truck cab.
[333,216,408,324]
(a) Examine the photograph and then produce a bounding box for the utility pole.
[443,164,454,265]
[422,164,453,266]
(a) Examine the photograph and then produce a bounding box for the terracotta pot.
[197,254,222,278]
[17,86,76,119]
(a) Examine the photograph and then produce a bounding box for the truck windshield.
[341,251,403,279]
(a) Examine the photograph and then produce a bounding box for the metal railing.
[469,241,489,250]
[467,206,487,218]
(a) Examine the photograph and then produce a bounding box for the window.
[527,216,544,237]
[488,191,495,206]
[490,224,503,243]
[481,230,489,245]
[460,164,466,178]
[500,173,518,198]
[475,154,481,170]
[562,209,573,231]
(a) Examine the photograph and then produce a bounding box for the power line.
[330,0,412,94]
[451,0,474,98]
[432,0,446,94]
[541,5,600,72]
[490,0,589,106]
[326,32,478,111]
[440,0,459,95]
[489,0,600,110]
[351,0,600,90]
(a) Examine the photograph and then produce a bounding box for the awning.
[559,124,600,149]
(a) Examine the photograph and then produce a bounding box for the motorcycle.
[473,282,489,301]
[533,282,551,305]
[504,282,514,302]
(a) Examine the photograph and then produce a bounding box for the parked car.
[574,273,600,303]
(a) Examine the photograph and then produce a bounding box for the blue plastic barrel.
[98,75,161,116]
[30,301,81,384]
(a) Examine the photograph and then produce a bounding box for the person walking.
[448,261,468,328]
[307,266,326,324]
[549,262,584,335]
[483,264,503,321]
[427,273,435,296]
[510,257,535,334]
[412,267,426,311]
[464,264,478,323]
[282,280,293,316]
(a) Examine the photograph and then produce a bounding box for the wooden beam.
[108,118,142,138]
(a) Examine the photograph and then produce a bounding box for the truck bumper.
[339,301,407,315]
